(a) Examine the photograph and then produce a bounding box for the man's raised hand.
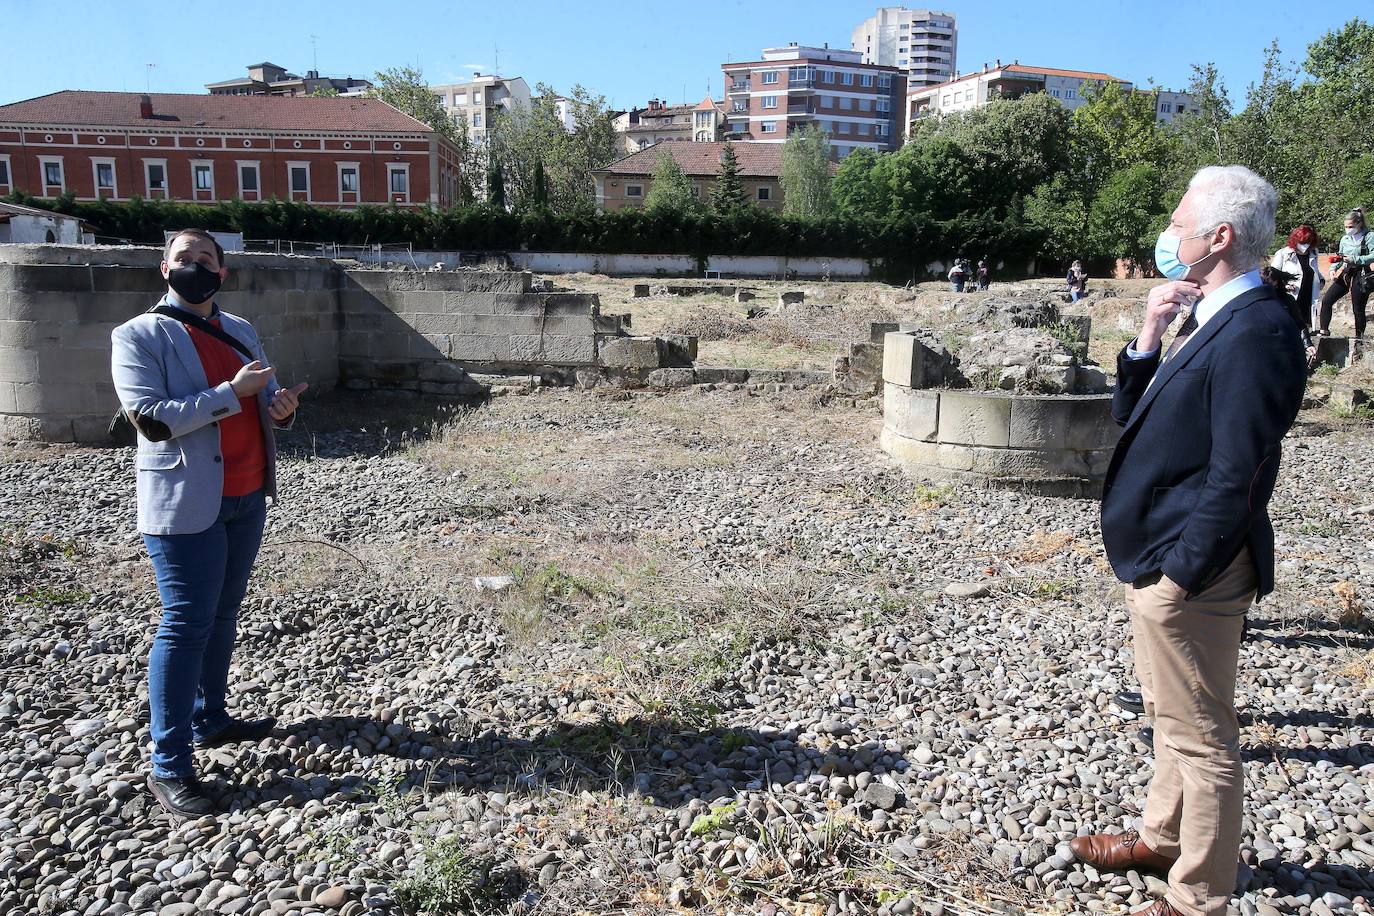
[268,382,308,421]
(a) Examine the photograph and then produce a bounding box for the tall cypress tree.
[710,141,749,214]
[532,160,549,211]
[487,159,507,210]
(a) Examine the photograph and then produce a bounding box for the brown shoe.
[1134,899,1184,915]
[1069,829,1176,874]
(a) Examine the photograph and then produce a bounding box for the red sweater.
[188,319,266,497]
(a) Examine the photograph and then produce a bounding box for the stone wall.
[879,331,1120,498]
[0,245,663,443]
[0,246,340,442]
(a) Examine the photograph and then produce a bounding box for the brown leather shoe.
[1134,899,1184,915]
[1069,829,1176,874]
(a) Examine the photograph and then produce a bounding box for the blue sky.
[0,0,1355,109]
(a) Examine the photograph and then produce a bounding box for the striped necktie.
[1162,311,1199,364]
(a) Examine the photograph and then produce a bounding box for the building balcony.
[728,81,750,93]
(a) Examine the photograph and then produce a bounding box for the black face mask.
[166,262,222,305]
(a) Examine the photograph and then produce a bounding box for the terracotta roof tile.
[595,141,839,178]
[0,90,433,134]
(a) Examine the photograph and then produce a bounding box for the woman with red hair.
[1270,224,1324,331]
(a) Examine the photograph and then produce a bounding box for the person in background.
[949,258,967,292]
[1269,224,1324,333]
[111,229,308,819]
[977,259,991,290]
[1319,208,1372,338]
[1261,266,1318,367]
[1067,260,1088,302]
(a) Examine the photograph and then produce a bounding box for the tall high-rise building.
[851,7,958,89]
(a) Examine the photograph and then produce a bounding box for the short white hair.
[1187,165,1278,267]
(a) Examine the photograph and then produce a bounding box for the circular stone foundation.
[880,384,1120,497]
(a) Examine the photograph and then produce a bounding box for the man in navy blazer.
[1070,167,1306,916]
[111,229,307,819]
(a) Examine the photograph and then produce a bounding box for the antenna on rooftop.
[494,45,500,76]
[145,63,155,93]
[310,34,319,72]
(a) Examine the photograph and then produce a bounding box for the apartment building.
[1150,89,1201,124]
[431,74,532,142]
[851,7,958,89]
[613,97,724,153]
[206,61,372,97]
[0,91,462,209]
[722,45,906,158]
[906,62,1197,135]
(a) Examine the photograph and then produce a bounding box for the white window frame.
[337,161,360,196]
[39,155,65,193]
[841,72,855,86]
[191,160,215,199]
[625,184,643,198]
[143,158,168,196]
[762,95,778,109]
[860,74,875,88]
[879,74,892,90]
[236,160,261,197]
[286,161,311,199]
[0,153,11,191]
[472,113,482,128]
[877,98,891,113]
[756,186,771,201]
[471,89,483,104]
[387,163,410,202]
[452,92,466,105]
[90,157,117,196]
[761,71,779,85]
[761,121,778,134]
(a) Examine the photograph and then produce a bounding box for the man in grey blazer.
[111,228,307,818]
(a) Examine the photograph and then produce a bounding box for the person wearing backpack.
[1318,208,1372,338]
[110,228,308,819]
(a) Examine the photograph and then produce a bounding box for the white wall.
[508,251,872,278]
[5,214,84,244]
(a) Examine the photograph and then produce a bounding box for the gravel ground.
[1,387,1371,916]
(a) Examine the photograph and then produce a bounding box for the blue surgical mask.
[1349,228,1364,239]
[1154,228,1215,280]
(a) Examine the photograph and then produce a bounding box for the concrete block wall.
[0,246,340,442]
[0,245,658,442]
[337,269,631,392]
[879,330,1120,498]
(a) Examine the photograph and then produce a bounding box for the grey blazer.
[111,295,293,536]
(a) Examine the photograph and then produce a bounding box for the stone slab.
[936,392,1011,447]
[883,384,939,442]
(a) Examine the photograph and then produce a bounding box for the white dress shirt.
[1126,270,1264,360]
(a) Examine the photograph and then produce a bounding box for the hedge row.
[7,193,1045,277]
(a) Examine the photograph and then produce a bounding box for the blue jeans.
[143,490,266,778]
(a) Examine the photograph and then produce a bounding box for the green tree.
[780,124,834,219]
[489,82,618,213]
[367,66,455,141]
[307,85,341,98]
[709,141,749,214]
[487,158,506,210]
[642,150,699,214]
[531,161,549,211]
[1072,79,1167,189]
[1023,173,1091,263]
[448,112,485,207]
[1086,163,1170,266]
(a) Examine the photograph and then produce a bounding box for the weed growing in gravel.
[1333,581,1367,629]
[688,801,739,837]
[14,585,91,608]
[1313,363,1340,379]
[392,835,525,916]
[911,483,954,509]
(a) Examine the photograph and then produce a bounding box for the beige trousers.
[1125,549,1257,916]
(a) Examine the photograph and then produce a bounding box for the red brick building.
[0,91,462,209]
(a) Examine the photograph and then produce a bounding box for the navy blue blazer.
[1099,284,1306,600]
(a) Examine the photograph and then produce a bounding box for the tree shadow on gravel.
[1249,859,1374,897]
[1243,616,1374,651]
[224,714,910,813]
[1242,742,1374,768]
[1252,709,1374,730]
